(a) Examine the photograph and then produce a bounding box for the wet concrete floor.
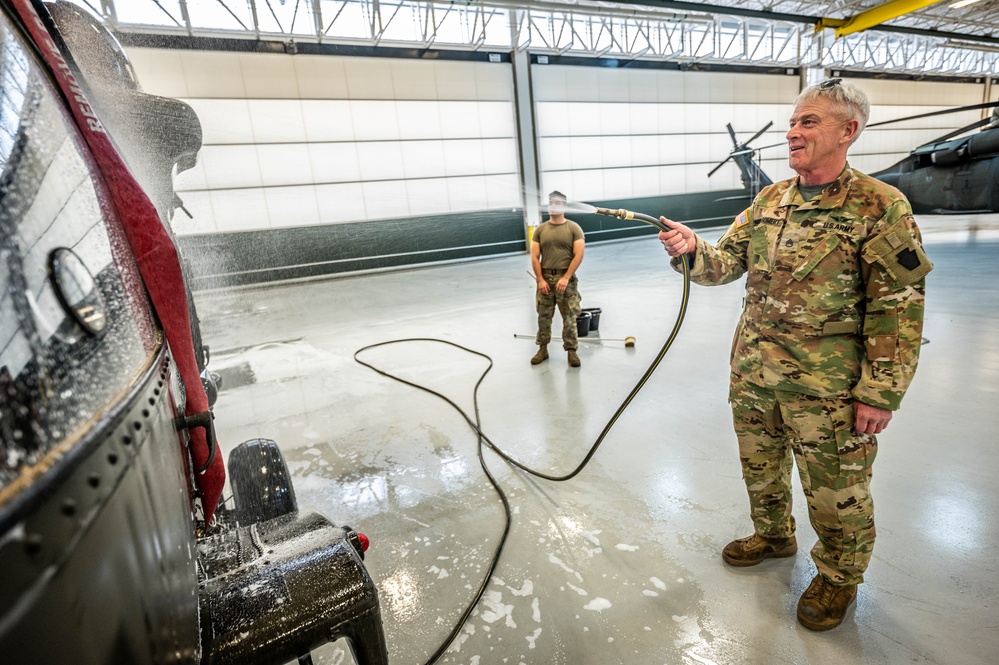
[195,215,999,665]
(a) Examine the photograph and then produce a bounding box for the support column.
[510,10,541,250]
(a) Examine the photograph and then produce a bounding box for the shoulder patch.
[734,210,750,229]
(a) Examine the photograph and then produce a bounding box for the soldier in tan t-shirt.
[530,191,585,367]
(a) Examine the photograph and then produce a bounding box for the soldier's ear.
[841,118,860,145]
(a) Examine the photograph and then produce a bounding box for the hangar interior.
[39,0,999,663]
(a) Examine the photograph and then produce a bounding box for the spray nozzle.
[595,207,635,220]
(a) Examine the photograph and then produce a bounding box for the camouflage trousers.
[535,270,581,350]
[729,377,878,585]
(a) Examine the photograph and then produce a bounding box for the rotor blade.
[744,121,774,147]
[707,156,732,177]
[755,141,786,151]
[925,117,992,144]
[868,100,999,128]
[726,123,738,147]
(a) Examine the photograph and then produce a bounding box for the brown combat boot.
[722,533,797,567]
[797,574,857,631]
[567,349,581,367]
[531,344,549,365]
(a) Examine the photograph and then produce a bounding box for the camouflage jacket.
[672,165,931,410]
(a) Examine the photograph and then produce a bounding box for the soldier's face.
[549,197,566,214]
[786,97,855,180]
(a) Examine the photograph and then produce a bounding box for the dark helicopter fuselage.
[872,127,999,214]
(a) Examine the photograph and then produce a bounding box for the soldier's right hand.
[658,217,696,257]
[537,279,550,295]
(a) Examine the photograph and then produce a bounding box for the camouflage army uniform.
[535,220,584,350]
[672,165,931,585]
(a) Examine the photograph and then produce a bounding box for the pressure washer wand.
[595,207,670,233]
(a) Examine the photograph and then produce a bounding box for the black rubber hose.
[354,211,689,664]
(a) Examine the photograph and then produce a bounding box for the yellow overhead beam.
[815,0,946,38]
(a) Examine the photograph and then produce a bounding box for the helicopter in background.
[711,101,999,214]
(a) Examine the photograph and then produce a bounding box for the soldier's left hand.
[854,401,892,435]
[556,277,569,293]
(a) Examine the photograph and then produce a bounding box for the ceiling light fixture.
[949,0,984,8]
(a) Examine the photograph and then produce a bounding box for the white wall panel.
[601,168,634,199]
[344,59,396,99]
[308,143,362,183]
[630,135,659,167]
[248,100,307,143]
[199,145,263,189]
[474,65,515,101]
[180,50,245,98]
[396,101,443,140]
[659,165,688,196]
[485,174,522,208]
[301,100,356,142]
[628,70,660,104]
[440,139,486,177]
[266,186,320,228]
[569,136,603,171]
[439,101,483,139]
[407,178,452,216]
[210,189,270,232]
[127,49,188,97]
[256,144,314,187]
[632,166,660,198]
[597,68,630,102]
[239,53,300,99]
[481,139,519,174]
[684,72,713,103]
[434,62,481,100]
[391,61,440,100]
[537,137,573,171]
[600,136,632,168]
[356,142,407,181]
[565,67,601,102]
[315,183,368,223]
[658,135,686,166]
[478,103,516,138]
[448,175,490,213]
[185,99,255,144]
[350,101,401,141]
[294,55,349,99]
[683,104,713,134]
[361,180,411,218]
[569,170,606,200]
[656,71,685,103]
[401,141,446,179]
[566,103,601,136]
[629,103,659,135]
[535,102,569,136]
[708,103,735,134]
[599,103,631,136]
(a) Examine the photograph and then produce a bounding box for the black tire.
[228,438,298,525]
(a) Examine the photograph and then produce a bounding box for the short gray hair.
[795,78,871,141]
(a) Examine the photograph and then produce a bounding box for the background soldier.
[657,79,931,631]
[531,191,585,367]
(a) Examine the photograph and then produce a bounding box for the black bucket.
[582,308,602,332]
[576,311,592,337]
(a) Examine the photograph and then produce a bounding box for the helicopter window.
[0,10,156,501]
